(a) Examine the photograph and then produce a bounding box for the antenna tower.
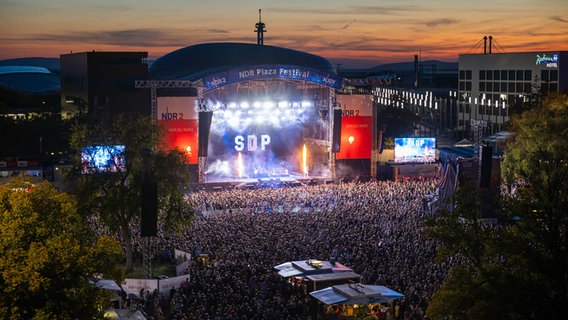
[255,9,266,45]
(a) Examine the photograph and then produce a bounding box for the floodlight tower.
[255,9,266,45]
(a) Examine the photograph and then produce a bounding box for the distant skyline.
[1,0,567,68]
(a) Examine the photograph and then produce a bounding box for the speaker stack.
[331,109,342,153]
[198,111,213,157]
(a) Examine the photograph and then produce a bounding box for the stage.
[185,172,335,192]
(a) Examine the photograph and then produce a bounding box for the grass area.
[123,262,177,279]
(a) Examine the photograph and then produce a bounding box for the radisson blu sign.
[203,64,342,91]
[535,53,558,68]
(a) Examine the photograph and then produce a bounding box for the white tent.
[95,279,122,291]
[310,283,404,305]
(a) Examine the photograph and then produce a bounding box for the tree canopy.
[0,178,123,319]
[425,92,568,319]
[67,113,194,272]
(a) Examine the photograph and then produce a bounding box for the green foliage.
[0,178,123,319]
[67,113,194,272]
[425,93,568,319]
[500,92,568,319]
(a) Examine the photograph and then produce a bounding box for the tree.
[424,176,514,319]
[68,113,194,272]
[500,92,568,319]
[425,92,568,319]
[0,178,123,319]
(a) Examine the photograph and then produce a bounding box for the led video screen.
[81,145,126,174]
[394,137,436,163]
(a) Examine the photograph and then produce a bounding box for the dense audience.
[126,178,448,319]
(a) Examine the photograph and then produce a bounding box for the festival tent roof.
[274,259,352,278]
[309,283,404,305]
[104,309,147,320]
[454,138,473,146]
[95,279,123,291]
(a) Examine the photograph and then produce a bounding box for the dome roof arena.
[149,42,337,82]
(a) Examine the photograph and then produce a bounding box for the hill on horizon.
[1,57,458,75]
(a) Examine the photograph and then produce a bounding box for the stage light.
[263,101,274,109]
[348,136,355,144]
[241,102,250,109]
[227,116,240,128]
[253,101,261,108]
[228,102,237,109]
[278,101,289,109]
[301,101,312,108]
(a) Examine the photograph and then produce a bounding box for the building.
[0,65,60,117]
[457,51,568,135]
[60,51,150,117]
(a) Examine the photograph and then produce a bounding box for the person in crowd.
[94,178,447,320]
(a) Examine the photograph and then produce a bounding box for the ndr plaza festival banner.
[336,94,373,160]
[157,96,198,164]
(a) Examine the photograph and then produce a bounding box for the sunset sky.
[1,0,567,68]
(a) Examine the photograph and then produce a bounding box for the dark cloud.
[549,16,568,23]
[5,28,235,48]
[267,4,419,16]
[342,19,357,30]
[425,18,459,27]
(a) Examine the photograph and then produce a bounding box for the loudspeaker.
[198,111,213,157]
[331,109,342,153]
[141,179,158,237]
[479,145,493,188]
[378,130,384,154]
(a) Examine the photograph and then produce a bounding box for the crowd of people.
[128,178,449,320]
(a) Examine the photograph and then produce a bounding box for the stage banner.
[158,275,191,294]
[203,64,342,91]
[335,94,373,159]
[157,97,198,164]
[122,278,158,298]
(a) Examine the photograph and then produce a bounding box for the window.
[486,82,493,91]
[524,70,531,81]
[541,70,549,82]
[501,83,508,92]
[516,70,524,80]
[508,82,516,92]
[466,82,472,91]
[479,82,486,91]
[516,83,524,93]
[501,70,508,80]
[524,83,531,93]
[487,70,493,80]
[459,81,465,90]
[466,70,472,80]
[493,70,500,80]
[494,82,500,92]
[479,70,486,80]
[459,70,465,80]
[509,70,516,80]
[550,70,558,82]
